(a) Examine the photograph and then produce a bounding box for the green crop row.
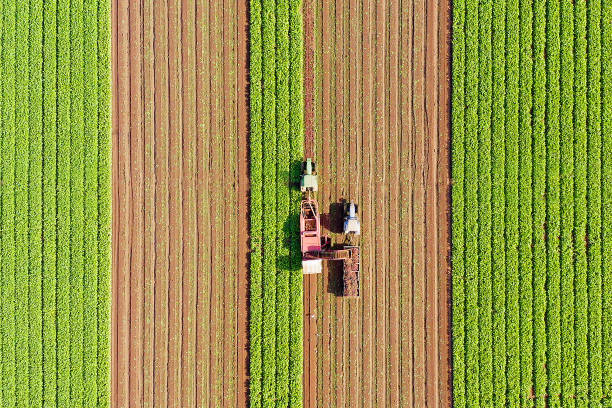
[249,0,303,406]
[559,1,576,406]
[288,0,304,405]
[603,0,612,400]
[533,0,548,405]
[1,0,110,406]
[544,0,560,406]
[452,0,608,405]
[490,0,506,405]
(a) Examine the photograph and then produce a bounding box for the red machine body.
[300,198,325,253]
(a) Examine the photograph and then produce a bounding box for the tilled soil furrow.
[361,0,375,405]
[222,0,236,402]
[128,0,145,405]
[388,0,401,403]
[195,1,212,405]
[236,0,250,403]
[115,0,131,403]
[167,0,185,404]
[411,0,427,404]
[319,0,332,406]
[437,0,453,402]
[399,0,415,404]
[142,0,156,403]
[425,0,441,404]
[211,0,224,402]
[347,0,362,403]
[152,0,171,405]
[181,0,198,404]
[374,0,388,405]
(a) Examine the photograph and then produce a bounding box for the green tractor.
[300,158,318,192]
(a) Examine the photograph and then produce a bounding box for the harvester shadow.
[276,159,305,272]
[321,201,345,234]
[277,213,302,272]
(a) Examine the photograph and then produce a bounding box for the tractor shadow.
[321,201,345,234]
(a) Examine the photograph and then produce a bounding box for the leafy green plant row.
[452,0,607,405]
[249,0,303,406]
[1,0,111,406]
[559,1,576,406]
[603,0,612,400]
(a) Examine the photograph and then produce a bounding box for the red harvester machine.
[299,195,360,297]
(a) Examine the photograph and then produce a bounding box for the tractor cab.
[300,158,318,192]
[343,202,361,235]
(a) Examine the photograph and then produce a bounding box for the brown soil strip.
[112,0,250,406]
[142,0,156,405]
[374,0,387,406]
[195,0,212,405]
[388,0,401,404]
[347,0,361,404]
[304,0,452,404]
[111,0,118,402]
[181,0,197,405]
[412,0,427,404]
[167,0,184,405]
[208,0,221,403]
[153,1,170,406]
[361,0,374,405]
[222,0,234,402]
[116,0,131,405]
[196,0,212,407]
[320,1,332,406]
[424,0,440,404]
[304,0,315,158]
[128,0,145,405]
[400,0,415,403]
[437,0,453,403]
[236,0,250,404]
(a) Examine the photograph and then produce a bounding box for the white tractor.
[343,202,360,236]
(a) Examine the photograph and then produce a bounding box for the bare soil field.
[303,0,452,406]
[111,0,249,406]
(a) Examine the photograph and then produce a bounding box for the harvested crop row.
[249,0,304,406]
[0,0,111,406]
[452,0,608,405]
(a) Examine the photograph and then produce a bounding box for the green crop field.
[0,0,111,407]
[249,0,304,406]
[452,0,611,406]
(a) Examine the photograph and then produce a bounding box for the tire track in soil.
[388,0,401,405]
[112,0,250,406]
[303,0,452,405]
[142,0,156,405]
[128,0,144,405]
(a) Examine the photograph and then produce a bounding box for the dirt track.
[111,0,249,406]
[302,0,452,406]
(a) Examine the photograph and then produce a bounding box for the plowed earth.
[111,0,249,406]
[302,0,452,406]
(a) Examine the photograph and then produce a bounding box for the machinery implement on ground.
[299,158,360,297]
[343,202,360,236]
[300,158,318,192]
